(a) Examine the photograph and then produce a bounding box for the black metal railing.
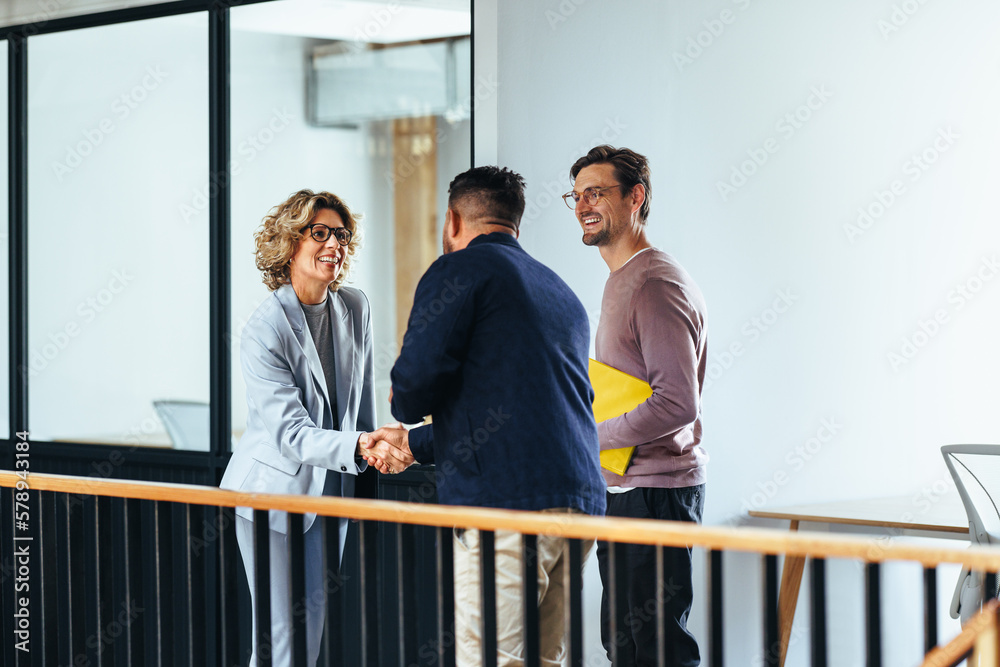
[3,472,1000,667]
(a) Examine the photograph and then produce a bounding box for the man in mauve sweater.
[567,145,708,667]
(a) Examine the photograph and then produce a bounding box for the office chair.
[941,444,1000,624]
[153,400,211,451]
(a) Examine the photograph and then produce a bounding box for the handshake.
[357,424,416,475]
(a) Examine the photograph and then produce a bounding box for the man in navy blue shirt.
[364,166,605,665]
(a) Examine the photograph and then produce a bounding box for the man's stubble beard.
[582,216,618,247]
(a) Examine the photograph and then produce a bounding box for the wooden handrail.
[921,600,1000,667]
[4,471,1000,569]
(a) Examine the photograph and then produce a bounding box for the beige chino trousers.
[453,510,594,667]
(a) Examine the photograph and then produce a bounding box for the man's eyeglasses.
[561,185,626,209]
[304,224,353,246]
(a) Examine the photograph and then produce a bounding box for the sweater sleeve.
[596,278,703,451]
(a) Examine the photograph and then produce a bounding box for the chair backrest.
[941,444,1000,547]
[153,400,210,452]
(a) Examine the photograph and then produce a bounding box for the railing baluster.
[709,549,724,667]
[986,572,998,601]
[359,519,380,667]
[763,554,779,667]
[221,508,245,666]
[810,558,827,667]
[397,522,417,666]
[289,512,308,666]
[124,497,145,663]
[198,504,217,667]
[57,493,75,663]
[522,533,540,667]
[865,562,882,667]
[39,490,59,665]
[436,526,456,667]
[253,509,272,667]
[609,540,629,666]
[656,545,667,667]
[566,538,584,667]
[110,497,129,665]
[141,500,164,665]
[480,529,498,667]
[156,501,175,665]
[173,502,192,665]
[923,566,937,654]
[323,515,344,666]
[82,495,100,666]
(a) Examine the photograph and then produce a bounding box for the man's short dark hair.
[448,166,527,231]
[570,145,651,223]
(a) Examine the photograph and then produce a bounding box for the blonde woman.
[221,190,411,666]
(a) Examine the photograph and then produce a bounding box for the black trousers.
[597,485,705,667]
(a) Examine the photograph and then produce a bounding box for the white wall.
[488,0,1000,663]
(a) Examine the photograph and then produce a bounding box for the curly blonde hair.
[255,189,362,292]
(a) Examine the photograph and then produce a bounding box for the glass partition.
[27,14,209,449]
[228,0,472,438]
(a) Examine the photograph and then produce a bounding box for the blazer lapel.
[275,284,332,414]
[328,289,355,428]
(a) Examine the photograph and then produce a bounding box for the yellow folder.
[589,358,653,476]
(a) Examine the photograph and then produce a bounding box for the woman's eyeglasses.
[304,224,352,246]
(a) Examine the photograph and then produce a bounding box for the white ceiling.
[1,0,471,42]
[1,0,167,28]
[231,0,470,43]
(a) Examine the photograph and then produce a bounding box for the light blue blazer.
[220,283,375,534]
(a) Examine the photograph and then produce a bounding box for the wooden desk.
[749,495,970,667]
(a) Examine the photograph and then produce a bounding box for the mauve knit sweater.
[595,248,709,488]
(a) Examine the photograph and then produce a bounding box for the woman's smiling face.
[288,208,347,295]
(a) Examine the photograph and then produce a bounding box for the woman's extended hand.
[359,425,415,474]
